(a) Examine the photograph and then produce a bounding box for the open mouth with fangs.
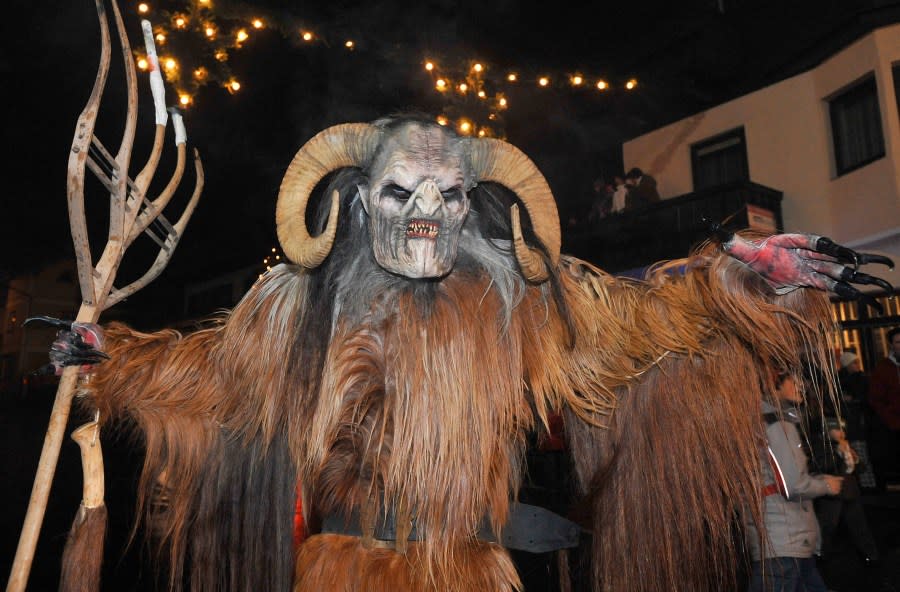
[406,219,440,239]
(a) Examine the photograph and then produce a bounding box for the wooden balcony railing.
[562,181,783,274]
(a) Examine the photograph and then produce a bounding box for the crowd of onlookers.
[586,167,661,223]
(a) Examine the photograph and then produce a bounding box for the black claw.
[840,268,895,292]
[832,281,859,300]
[704,217,733,243]
[31,363,57,376]
[24,316,73,329]
[833,281,885,315]
[816,237,894,269]
[860,294,884,315]
[855,252,895,269]
[814,237,858,266]
[49,347,109,369]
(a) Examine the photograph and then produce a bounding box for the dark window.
[829,75,885,176]
[691,127,749,191]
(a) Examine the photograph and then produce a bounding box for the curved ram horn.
[466,138,560,283]
[276,123,381,268]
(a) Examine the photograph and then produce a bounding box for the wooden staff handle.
[71,420,104,509]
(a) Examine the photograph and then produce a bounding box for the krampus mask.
[275,118,560,281]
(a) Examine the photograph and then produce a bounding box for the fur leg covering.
[294,534,521,592]
[58,503,107,592]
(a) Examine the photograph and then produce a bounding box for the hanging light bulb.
[435,78,447,91]
[236,29,249,42]
[179,93,192,106]
[625,78,637,90]
[155,32,166,44]
[345,40,355,49]
[137,57,149,70]
[571,74,583,86]
[472,63,483,73]
[436,115,448,126]
[538,76,550,87]
[596,80,608,90]
[507,73,517,82]
[138,3,149,14]
[252,19,264,29]
[425,61,434,71]
[458,120,472,134]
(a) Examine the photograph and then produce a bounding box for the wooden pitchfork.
[7,1,203,590]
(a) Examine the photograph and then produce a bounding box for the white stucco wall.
[623,24,900,286]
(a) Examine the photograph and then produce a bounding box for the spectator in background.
[868,327,900,489]
[587,177,612,224]
[610,174,629,215]
[838,351,867,441]
[805,387,881,567]
[624,167,660,209]
[838,350,879,490]
[745,372,842,592]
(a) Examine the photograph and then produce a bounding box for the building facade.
[0,261,80,393]
[622,23,900,368]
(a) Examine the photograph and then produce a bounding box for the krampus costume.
[54,115,891,591]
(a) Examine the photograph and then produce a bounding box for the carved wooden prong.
[105,148,204,309]
[131,124,167,200]
[66,0,112,307]
[106,0,138,244]
[128,19,170,199]
[126,114,189,248]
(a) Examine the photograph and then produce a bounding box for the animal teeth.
[406,220,440,238]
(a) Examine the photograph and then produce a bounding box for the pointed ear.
[357,183,370,215]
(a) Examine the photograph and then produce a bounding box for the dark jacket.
[625,174,660,209]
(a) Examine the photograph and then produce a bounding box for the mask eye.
[441,188,463,202]
[384,184,411,201]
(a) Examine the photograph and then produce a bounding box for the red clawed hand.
[721,233,894,312]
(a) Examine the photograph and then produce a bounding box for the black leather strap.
[321,502,582,553]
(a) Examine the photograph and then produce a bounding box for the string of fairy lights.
[133,1,640,138]
[260,246,283,277]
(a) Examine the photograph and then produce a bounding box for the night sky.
[1,0,878,301]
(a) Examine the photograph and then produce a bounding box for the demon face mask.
[357,122,472,278]
[275,117,562,282]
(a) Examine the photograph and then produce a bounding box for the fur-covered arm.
[82,265,313,437]
[74,265,312,590]
[84,322,221,431]
[548,248,836,592]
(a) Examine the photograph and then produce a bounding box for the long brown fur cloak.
[80,233,835,591]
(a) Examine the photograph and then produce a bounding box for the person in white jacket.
[746,373,843,592]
